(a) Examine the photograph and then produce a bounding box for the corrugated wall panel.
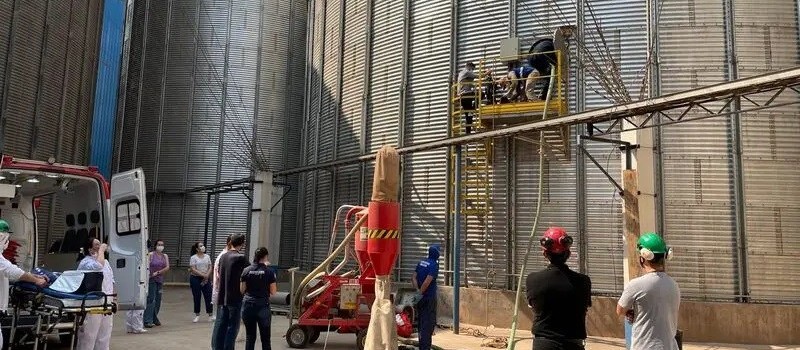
[75,0,102,165]
[0,2,12,111]
[34,1,70,163]
[318,0,341,165]
[659,0,737,300]
[366,0,403,152]
[118,0,147,171]
[735,0,800,302]
[313,173,334,263]
[157,0,193,192]
[2,2,46,158]
[456,0,508,289]
[399,0,450,281]
[338,0,366,160]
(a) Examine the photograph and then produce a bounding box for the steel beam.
[275,67,800,176]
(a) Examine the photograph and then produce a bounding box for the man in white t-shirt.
[617,233,680,350]
[210,236,232,350]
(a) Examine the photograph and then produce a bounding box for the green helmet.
[0,219,9,233]
[638,232,667,254]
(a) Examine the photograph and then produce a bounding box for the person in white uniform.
[76,238,115,350]
[0,219,48,346]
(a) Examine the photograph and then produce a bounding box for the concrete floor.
[97,287,798,350]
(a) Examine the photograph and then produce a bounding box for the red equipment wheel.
[356,328,368,350]
[286,324,309,349]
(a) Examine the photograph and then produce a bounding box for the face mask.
[199,246,206,253]
[156,246,164,252]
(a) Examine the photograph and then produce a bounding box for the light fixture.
[27,178,40,183]
[45,173,58,179]
[14,184,21,188]
[0,175,5,180]
[9,171,20,175]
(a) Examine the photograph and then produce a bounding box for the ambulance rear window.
[116,199,142,236]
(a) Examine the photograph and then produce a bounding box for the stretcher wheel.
[286,324,309,348]
[308,328,320,344]
[356,328,367,350]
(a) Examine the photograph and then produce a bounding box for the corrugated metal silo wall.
[296,0,800,304]
[116,0,306,267]
[734,0,800,303]
[0,0,103,260]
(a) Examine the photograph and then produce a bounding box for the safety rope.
[506,65,558,350]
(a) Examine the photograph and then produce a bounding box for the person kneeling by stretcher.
[0,219,49,345]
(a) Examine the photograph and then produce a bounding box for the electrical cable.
[505,65,557,350]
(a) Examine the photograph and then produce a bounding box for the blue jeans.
[211,305,223,349]
[417,297,437,350]
[190,276,213,315]
[241,299,271,350]
[213,303,242,350]
[143,281,162,325]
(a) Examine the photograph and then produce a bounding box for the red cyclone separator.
[367,201,400,276]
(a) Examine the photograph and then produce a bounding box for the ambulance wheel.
[356,328,368,350]
[308,328,320,344]
[286,324,309,348]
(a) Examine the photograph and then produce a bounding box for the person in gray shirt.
[617,232,680,350]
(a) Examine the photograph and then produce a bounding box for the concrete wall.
[438,286,800,345]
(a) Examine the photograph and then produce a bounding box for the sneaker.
[129,329,148,334]
[193,315,200,323]
[144,324,155,328]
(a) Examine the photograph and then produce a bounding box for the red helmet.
[539,227,573,254]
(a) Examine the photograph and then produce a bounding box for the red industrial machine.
[286,205,413,349]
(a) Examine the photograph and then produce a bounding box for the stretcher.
[3,283,116,350]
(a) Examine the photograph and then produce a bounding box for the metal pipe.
[275,67,800,177]
[647,0,666,237]
[575,0,588,275]
[722,0,749,302]
[452,144,462,334]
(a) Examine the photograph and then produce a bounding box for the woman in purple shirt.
[144,239,170,328]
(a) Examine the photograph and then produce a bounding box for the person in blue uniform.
[412,244,440,350]
[239,247,277,350]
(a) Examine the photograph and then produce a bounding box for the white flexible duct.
[506,64,557,349]
[292,213,369,313]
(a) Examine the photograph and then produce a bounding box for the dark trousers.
[190,275,213,315]
[533,337,585,350]
[241,300,272,350]
[214,303,242,350]
[460,97,475,134]
[417,297,437,350]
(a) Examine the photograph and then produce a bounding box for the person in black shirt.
[240,247,277,350]
[525,227,592,350]
[213,233,249,350]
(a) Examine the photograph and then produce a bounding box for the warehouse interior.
[0,0,799,348]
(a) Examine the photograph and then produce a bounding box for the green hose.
[506,66,558,350]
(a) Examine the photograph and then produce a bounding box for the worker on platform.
[0,219,48,346]
[412,244,441,350]
[457,62,477,134]
[616,233,680,350]
[503,61,536,103]
[77,238,114,350]
[525,227,592,350]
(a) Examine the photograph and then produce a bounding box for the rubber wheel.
[356,328,368,350]
[308,328,320,344]
[286,324,309,349]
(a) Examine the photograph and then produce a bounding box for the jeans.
[143,281,162,325]
[241,299,271,350]
[210,305,224,349]
[190,276,213,315]
[417,297,437,350]
[532,337,585,350]
[213,303,242,350]
[460,98,475,134]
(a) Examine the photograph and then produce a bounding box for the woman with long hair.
[143,239,169,328]
[189,241,213,322]
[240,247,277,350]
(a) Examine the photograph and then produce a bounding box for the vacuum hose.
[269,292,291,306]
[292,214,369,313]
[506,65,557,350]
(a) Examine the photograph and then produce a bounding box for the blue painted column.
[90,0,127,178]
